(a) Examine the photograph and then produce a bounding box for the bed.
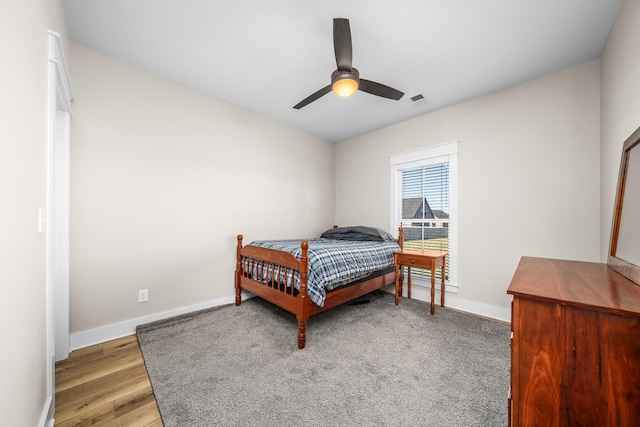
[235,226,404,349]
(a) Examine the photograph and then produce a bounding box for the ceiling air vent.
[408,93,430,107]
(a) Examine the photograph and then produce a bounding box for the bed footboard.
[235,235,311,348]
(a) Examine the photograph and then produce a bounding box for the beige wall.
[0,0,68,425]
[600,0,640,260]
[336,60,601,319]
[69,43,335,335]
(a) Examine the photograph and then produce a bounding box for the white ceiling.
[63,0,622,143]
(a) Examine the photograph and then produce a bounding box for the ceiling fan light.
[331,68,360,98]
[333,78,359,97]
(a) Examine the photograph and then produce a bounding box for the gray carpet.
[137,292,510,426]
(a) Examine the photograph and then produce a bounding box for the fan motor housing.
[331,68,360,86]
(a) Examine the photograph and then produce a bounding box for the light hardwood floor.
[54,335,163,426]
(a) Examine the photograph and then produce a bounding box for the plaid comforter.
[249,238,401,307]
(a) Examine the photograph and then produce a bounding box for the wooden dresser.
[507,257,640,427]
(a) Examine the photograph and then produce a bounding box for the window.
[389,142,458,291]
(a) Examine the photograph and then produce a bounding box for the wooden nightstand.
[394,249,447,315]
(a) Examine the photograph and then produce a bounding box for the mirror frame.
[608,126,640,285]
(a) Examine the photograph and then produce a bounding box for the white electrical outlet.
[138,289,149,303]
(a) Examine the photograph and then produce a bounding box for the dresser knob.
[411,259,415,264]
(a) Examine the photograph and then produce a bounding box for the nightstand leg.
[430,266,435,315]
[407,267,411,299]
[440,260,446,308]
[395,263,400,305]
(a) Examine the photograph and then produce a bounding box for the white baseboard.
[38,395,54,427]
[69,292,254,351]
[381,284,510,323]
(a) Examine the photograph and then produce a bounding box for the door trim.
[45,30,73,426]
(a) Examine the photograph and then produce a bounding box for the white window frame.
[389,141,458,293]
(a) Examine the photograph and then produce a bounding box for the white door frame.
[45,30,73,426]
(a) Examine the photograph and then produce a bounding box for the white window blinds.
[399,162,449,251]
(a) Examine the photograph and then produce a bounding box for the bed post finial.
[299,241,309,297]
[235,235,243,306]
[398,226,404,249]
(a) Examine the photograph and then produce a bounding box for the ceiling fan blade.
[293,85,332,109]
[333,18,352,71]
[359,79,404,100]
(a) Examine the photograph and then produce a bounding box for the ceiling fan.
[293,18,404,109]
